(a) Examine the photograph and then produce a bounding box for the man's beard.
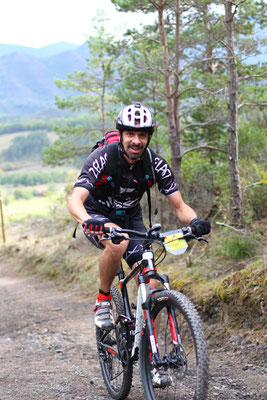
[125,145,144,160]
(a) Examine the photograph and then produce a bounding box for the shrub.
[14,189,33,200]
[211,232,259,260]
[2,131,50,161]
[0,170,67,186]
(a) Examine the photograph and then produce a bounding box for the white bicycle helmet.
[116,103,155,133]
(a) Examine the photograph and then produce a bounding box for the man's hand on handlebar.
[190,218,211,237]
[82,220,125,243]
[82,218,105,236]
[82,220,211,245]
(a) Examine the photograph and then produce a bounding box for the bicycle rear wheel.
[96,285,133,400]
[140,290,209,400]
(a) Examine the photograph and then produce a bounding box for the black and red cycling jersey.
[74,143,178,215]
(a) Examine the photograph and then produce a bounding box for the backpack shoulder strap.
[144,147,156,184]
[104,142,122,191]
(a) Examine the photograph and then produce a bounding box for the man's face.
[122,130,150,161]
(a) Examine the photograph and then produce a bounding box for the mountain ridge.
[1,41,264,117]
[0,42,89,116]
[0,42,80,58]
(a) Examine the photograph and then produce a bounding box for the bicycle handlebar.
[103,223,163,241]
[103,223,208,244]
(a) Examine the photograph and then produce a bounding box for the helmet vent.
[116,103,155,133]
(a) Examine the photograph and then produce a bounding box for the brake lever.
[181,227,209,243]
[110,231,125,244]
[150,231,162,240]
[196,236,209,243]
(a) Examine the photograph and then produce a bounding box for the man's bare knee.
[103,239,128,260]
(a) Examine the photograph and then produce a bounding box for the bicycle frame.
[115,246,176,368]
[97,224,209,400]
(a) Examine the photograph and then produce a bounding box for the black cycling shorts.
[83,212,148,268]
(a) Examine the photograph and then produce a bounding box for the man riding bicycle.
[68,103,210,331]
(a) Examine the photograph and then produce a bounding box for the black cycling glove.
[82,218,105,234]
[190,218,211,237]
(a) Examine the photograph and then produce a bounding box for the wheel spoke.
[140,290,209,400]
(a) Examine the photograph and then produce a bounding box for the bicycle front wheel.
[140,290,209,400]
[96,285,133,400]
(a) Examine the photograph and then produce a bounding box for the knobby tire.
[96,285,133,400]
[140,290,209,400]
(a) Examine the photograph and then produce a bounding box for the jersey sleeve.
[152,152,178,196]
[74,146,108,192]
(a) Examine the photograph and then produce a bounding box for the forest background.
[0,0,266,339]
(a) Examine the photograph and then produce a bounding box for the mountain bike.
[95,223,209,400]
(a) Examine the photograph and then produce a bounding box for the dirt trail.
[0,261,266,400]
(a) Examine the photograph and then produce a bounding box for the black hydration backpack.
[73,131,156,238]
[92,131,156,228]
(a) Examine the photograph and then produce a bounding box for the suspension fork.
[167,305,181,346]
[139,271,179,367]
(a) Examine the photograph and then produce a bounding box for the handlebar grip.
[103,226,111,234]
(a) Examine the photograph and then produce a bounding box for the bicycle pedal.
[131,347,139,362]
[151,368,172,388]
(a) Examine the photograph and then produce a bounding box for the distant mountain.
[0,42,80,58]
[0,42,89,116]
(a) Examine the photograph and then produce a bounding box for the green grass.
[4,196,53,222]
[210,231,259,260]
[2,183,69,223]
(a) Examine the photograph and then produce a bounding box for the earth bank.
[0,221,266,399]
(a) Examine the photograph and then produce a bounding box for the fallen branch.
[244,182,262,192]
[215,221,245,234]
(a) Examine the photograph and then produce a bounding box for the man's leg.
[94,225,129,330]
[98,233,128,292]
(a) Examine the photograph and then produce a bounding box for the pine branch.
[178,86,225,99]
[238,73,267,82]
[179,56,230,75]
[179,145,227,160]
[238,102,267,109]
[179,120,223,133]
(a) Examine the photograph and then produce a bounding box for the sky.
[0,0,155,48]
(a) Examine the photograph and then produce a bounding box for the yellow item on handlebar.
[162,229,188,255]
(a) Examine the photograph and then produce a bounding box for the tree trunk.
[157,1,183,191]
[100,72,105,135]
[224,1,243,226]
